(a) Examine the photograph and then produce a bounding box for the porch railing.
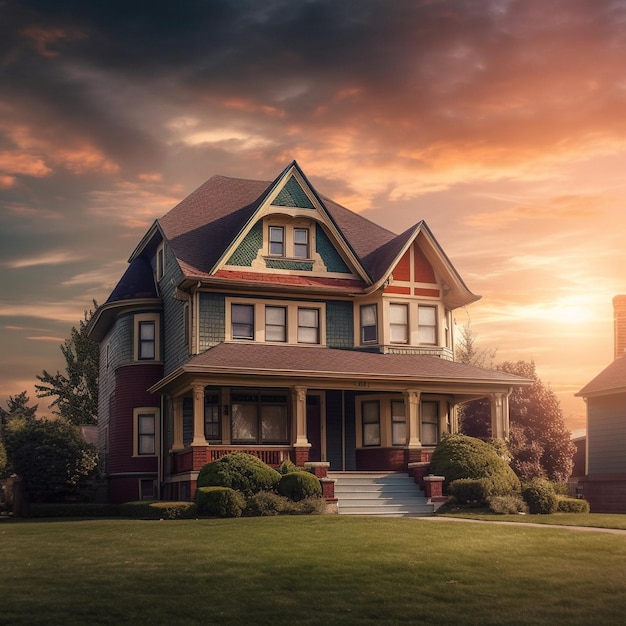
[171,446,293,473]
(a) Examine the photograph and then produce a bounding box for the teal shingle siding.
[265,259,314,271]
[272,176,315,208]
[161,244,188,374]
[199,293,225,352]
[326,300,354,349]
[587,394,626,474]
[227,221,263,266]
[316,224,350,273]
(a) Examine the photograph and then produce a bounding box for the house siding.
[316,224,351,273]
[326,300,354,349]
[587,393,626,474]
[199,293,226,351]
[160,244,187,375]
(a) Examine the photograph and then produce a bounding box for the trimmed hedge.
[557,496,590,513]
[194,486,246,518]
[487,495,528,515]
[277,471,322,501]
[448,478,491,505]
[120,501,198,520]
[522,479,558,514]
[244,492,325,516]
[430,434,521,497]
[197,452,281,496]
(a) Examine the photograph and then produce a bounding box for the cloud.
[4,251,85,269]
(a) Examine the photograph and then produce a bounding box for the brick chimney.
[614,295,626,359]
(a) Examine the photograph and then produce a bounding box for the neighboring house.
[88,161,524,504]
[576,295,626,512]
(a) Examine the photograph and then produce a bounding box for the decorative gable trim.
[272,175,315,209]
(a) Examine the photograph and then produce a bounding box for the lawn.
[2,515,626,625]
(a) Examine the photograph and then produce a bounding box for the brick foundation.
[580,474,626,513]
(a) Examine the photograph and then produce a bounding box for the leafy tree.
[0,392,38,478]
[35,302,99,426]
[3,418,99,503]
[460,360,576,482]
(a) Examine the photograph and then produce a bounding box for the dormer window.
[418,305,437,345]
[294,228,309,259]
[269,226,285,256]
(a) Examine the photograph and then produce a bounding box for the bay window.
[390,303,409,343]
[418,305,437,345]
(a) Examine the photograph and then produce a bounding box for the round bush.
[277,471,321,501]
[194,486,245,518]
[429,434,521,495]
[196,452,281,496]
[448,478,491,505]
[522,479,558,514]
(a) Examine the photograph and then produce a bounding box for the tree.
[455,322,497,369]
[460,360,576,483]
[3,418,99,503]
[0,391,38,427]
[35,302,99,426]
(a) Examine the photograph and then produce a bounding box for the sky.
[2,0,626,431]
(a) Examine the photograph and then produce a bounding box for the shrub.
[244,492,325,516]
[194,486,245,518]
[487,495,528,515]
[277,471,322,501]
[557,496,590,513]
[522,479,558,514]
[448,478,490,505]
[196,453,281,496]
[120,500,198,519]
[429,433,521,495]
[277,458,299,475]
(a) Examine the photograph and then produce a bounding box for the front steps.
[329,471,435,517]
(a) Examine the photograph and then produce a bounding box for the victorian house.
[88,162,523,504]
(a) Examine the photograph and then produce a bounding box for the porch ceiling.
[150,342,529,396]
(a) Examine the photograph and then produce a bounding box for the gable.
[383,241,440,298]
[272,175,315,209]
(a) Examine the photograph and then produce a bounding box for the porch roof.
[151,342,528,394]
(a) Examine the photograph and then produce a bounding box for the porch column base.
[294,444,311,466]
[423,474,446,500]
[304,461,330,479]
[191,445,210,471]
[320,477,336,501]
[408,461,431,488]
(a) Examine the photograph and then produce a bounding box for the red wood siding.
[413,245,436,283]
[391,249,411,281]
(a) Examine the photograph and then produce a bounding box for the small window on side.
[360,304,377,344]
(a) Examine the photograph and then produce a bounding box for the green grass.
[438,509,626,530]
[2,516,626,625]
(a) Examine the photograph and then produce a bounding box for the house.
[88,161,524,504]
[576,295,626,512]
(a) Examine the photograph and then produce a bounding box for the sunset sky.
[2,0,626,430]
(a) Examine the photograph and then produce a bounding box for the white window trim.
[359,303,378,345]
[264,220,314,261]
[133,313,161,361]
[133,407,160,458]
[226,298,326,346]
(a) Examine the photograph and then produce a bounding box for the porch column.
[190,383,208,447]
[171,396,184,451]
[490,392,510,440]
[404,389,422,447]
[293,385,311,466]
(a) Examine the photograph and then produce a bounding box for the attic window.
[294,228,309,259]
[269,226,285,256]
[156,243,165,281]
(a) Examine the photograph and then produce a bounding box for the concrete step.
[328,471,435,518]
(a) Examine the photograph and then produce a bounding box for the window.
[421,401,439,445]
[362,401,381,446]
[183,302,190,348]
[294,228,309,258]
[390,303,409,343]
[391,400,407,445]
[418,305,437,345]
[137,411,156,455]
[138,321,156,360]
[298,308,319,344]
[140,479,155,500]
[232,303,254,340]
[360,304,377,343]
[204,392,221,441]
[269,226,285,256]
[156,243,165,281]
[231,391,289,444]
[265,306,287,342]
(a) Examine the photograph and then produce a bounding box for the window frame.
[293,227,310,259]
[421,400,439,446]
[361,400,381,447]
[391,400,407,446]
[133,314,160,362]
[269,226,285,256]
[133,407,159,457]
[231,303,255,340]
[360,304,378,344]
[265,305,287,342]
[297,307,320,344]
[418,305,438,345]
[230,390,290,445]
[389,303,409,344]
[156,242,165,281]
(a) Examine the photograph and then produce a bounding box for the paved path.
[420,515,626,535]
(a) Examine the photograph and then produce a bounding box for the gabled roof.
[150,342,525,394]
[123,161,478,306]
[576,356,626,398]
